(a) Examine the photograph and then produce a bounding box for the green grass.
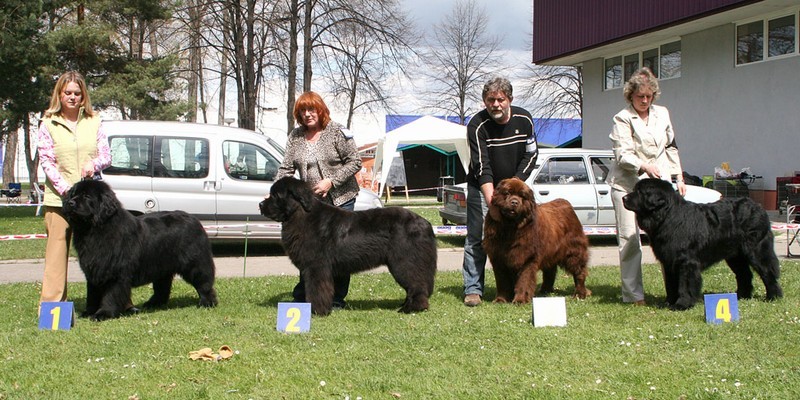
[1,262,799,399]
[0,204,464,261]
[0,206,50,260]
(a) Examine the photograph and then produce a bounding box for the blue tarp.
[385,115,581,148]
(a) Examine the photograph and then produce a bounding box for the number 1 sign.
[38,302,74,330]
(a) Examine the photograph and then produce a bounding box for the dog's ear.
[643,191,667,212]
[487,203,502,222]
[289,181,316,212]
[92,184,119,225]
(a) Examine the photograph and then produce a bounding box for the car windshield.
[267,136,285,157]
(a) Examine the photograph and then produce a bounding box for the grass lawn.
[0,202,462,261]
[1,262,799,399]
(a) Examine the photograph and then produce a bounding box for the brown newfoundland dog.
[259,177,437,316]
[483,177,591,303]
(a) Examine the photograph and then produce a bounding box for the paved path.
[0,244,645,284]
[1,235,795,284]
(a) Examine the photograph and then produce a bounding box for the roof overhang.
[539,0,797,66]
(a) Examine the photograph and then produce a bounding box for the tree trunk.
[218,49,228,125]
[286,0,299,134]
[2,130,18,184]
[302,0,313,92]
[23,118,38,185]
[187,0,202,122]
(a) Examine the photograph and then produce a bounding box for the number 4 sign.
[39,302,74,330]
[704,293,739,324]
[276,302,311,333]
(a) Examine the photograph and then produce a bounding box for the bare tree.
[518,64,583,140]
[272,0,415,133]
[420,0,502,124]
[318,1,415,128]
[202,0,276,130]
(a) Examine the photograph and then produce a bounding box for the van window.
[156,137,209,178]
[105,136,210,179]
[106,136,152,176]
[222,140,280,181]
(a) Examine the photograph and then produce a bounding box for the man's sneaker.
[464,294,482,307]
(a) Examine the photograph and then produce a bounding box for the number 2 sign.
[276,302,311,333]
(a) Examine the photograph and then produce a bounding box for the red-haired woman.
[276,91,362,310]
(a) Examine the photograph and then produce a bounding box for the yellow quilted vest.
[42,110,101,207]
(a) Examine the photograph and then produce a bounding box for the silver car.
[101,120,382,240]
[439,148,721,234]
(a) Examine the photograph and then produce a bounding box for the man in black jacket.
[462,77,539,306]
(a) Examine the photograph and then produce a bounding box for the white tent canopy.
[374,116,469,194]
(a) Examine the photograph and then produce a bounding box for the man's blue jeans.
[462,184,488,296]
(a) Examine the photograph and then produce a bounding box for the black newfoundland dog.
[62,180,218,321]
[623,178,782,310]
[259,177,437,316]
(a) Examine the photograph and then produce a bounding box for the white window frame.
[603,39,682,91]
[735,8,799,66]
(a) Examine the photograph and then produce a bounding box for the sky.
[263,0,538,146]
[402,0,533,51]
[234,0,537,147]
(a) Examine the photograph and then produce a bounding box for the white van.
[101,120,383,240]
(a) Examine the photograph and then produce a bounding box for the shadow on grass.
[71,294,217,321]
[259,290,417,313]
[436,281,667,307]
[211,241,286,257]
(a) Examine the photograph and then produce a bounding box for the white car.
[439,148,721,234]
[101,120,382,240]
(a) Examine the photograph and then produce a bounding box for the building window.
[738,20,764,64]
[642,48,659,77]
[604,40,681,90]
[737,12,797,65]
[660,41,681,79]
[769,15,796,57]
[604,56,622,90]
[623,53,639,82]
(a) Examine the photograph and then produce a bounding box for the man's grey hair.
[482,77,513,101]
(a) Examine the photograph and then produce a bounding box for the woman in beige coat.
[608,67,686,305]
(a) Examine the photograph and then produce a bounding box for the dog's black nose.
[510,198,519,207]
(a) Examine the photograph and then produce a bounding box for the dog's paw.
[669,299,694,311]
[89,312,115,322]
[572,288,592,299]
[493,297,509,304]
[511,295,532,305]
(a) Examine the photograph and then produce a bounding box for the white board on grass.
[532,297,567,327]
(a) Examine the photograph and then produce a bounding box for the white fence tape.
[4,223,799,241]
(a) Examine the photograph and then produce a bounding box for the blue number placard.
[277,302,311,333]
[704,293,739,324]
[39,302,73,331]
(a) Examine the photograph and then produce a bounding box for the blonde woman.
[37,71,111,313]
